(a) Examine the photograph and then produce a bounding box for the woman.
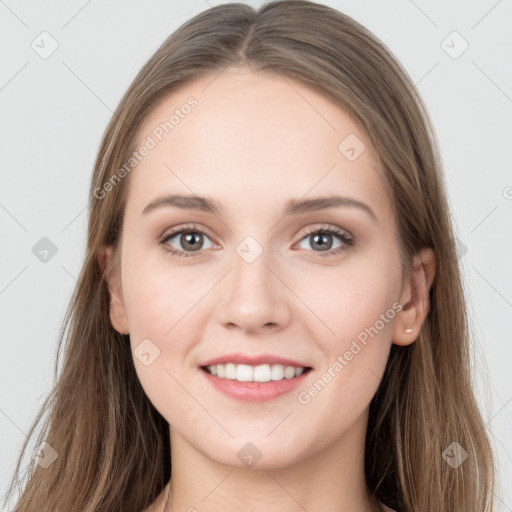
[4,1,495,511]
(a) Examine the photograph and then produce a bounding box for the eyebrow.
[141,194,378,222]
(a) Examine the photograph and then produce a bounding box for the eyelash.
[158,223,355,258]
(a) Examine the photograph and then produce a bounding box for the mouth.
[200,363,313,383]
[199,363,313,402]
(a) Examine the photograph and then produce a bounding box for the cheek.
[303,254,401,343]
[121,251,211,392]
[302,256,400,403]
[121,246,202,340]
[121,256,204,424]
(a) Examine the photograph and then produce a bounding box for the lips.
[200,363,313,402]
[199,351,313,369]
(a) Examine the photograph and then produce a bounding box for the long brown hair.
[4,1,495,510]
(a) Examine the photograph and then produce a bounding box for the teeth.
[205,363,306,382]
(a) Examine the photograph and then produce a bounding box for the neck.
[164,408,380,512]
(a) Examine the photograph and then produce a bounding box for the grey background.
[1,0,511,509]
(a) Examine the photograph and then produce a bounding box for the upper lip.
[199,352,313,369]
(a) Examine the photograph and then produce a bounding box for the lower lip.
[200,367,312,402]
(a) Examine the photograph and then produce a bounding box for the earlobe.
[98,245,130,335]
[392,247,436,346]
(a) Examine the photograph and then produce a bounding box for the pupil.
[312,233,332,250]
[182,232,202,250]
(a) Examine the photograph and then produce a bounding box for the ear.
[392,247,436,346]
[97,245,130,335]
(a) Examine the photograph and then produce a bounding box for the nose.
[215,242,292,335]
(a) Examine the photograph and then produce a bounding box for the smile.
[200,364,313,402]
[203,363,309,382]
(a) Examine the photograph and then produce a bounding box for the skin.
[100,66,436,512]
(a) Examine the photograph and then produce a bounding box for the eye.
[159,224,216,258]
[294,225,355,257]
[159,223,355,258]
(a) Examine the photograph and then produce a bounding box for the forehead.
[126,67,390,219]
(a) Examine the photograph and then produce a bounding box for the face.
[104,66,416,469]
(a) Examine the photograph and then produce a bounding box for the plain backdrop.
[1,0,511,509]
